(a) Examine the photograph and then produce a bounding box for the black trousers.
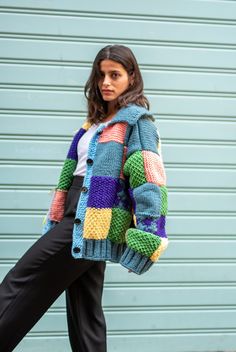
[0,176,107,352]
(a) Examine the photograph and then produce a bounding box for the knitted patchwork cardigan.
[42,104,168,275]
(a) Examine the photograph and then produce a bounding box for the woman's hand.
[128,269,133,273]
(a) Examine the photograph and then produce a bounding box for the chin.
[102,97,116,102]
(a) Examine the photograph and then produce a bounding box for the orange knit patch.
[120,145,128,180]
[143,150,166,186]
[150,238,169,262]
[49,190,67,222]
[99,122,127,144]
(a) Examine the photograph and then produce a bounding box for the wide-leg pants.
[0,175,107,352]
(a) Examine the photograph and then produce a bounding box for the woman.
[0,44,168,351]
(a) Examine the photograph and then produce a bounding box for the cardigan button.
[81,186,88,193]
[74,218,81,224]
[73,247,81,253]
[86,158,93,165]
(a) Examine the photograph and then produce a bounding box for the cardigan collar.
[107,103,153,126]
[83,104,153,131]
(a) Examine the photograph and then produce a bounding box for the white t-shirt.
[73,121,109,177]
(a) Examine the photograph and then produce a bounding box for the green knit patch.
[160,186,168,215]
[57,158,77,190]
[123,151,146,188]
[126,228,161,258]
[108,208,132,243]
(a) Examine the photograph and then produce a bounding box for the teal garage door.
[0,1,236,351]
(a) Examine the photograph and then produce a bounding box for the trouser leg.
[66,260,107,352]
[0,176,107,352]
[0,216,95,352]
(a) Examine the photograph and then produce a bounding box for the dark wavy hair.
[84,44,150,124]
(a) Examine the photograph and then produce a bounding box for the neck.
[100,103,117,123]
[102,112,116,123]
[107,101,117,116]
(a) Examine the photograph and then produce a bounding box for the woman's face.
[98,59,132,103]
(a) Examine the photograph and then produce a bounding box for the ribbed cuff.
[119,247,154,275]
[110,242,127,262]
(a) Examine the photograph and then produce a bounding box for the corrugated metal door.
[1,1,236,351]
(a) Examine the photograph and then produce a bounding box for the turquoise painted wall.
[0,1,236,351]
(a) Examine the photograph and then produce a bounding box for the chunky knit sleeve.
[119,115,168,274]
[41,125,88,235]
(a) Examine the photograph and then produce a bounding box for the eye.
[111,72,120,79]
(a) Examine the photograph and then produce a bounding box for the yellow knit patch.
[150,238,169,262]
[83,207,112,239]
[82,121,92,130]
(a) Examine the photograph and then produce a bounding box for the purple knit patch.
[136,215,167,238]
[88,176,120,208]
[158,215,166,237]
[67,128,86,160]
[158,215,166,229]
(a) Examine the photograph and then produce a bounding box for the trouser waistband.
[71,175,84,189]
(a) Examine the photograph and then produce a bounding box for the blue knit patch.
[42,218,57,235]
[72,124,104,258]
[138,117,159,152]
[126,123,142,157]
[127,117,159,158]
[133,183,161,217]
[127,187,136,212]
[92,141,124,178]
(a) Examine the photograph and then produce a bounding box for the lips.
[102,89,113,94]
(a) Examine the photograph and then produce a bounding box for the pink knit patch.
[99,122,127,144]
[143,150,166,186]
[120,146,128,180]
[49,190,67,222]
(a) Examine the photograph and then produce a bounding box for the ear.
[129,72,135,86]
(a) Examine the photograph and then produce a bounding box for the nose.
[103,75,111,86]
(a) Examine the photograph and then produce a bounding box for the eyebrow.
[99,69,121,74]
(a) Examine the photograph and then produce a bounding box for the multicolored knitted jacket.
[42,104,168,275]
